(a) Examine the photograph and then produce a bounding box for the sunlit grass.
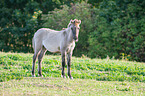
[0,52,145,95]
[0,77,144,96]
[0,52,145,82]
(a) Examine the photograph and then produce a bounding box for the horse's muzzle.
[75,39,78,42]
[73,37,78,42]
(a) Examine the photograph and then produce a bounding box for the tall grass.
[0,52,145,82]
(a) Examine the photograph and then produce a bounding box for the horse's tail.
[32,37,35,50]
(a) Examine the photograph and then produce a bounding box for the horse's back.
[34,28,50,38]
[34,28,57,42]
[33,28,62,53]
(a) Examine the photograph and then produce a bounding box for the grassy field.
[1,77,145,96]
[0,52,145,95]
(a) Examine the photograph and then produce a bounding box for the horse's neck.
[65,27,73,43]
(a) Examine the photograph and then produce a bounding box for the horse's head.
[68,19,81,42]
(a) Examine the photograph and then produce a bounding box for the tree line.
[0,0,145,62]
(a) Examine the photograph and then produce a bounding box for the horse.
[32,19,81,79]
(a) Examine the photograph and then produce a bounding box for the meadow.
[0,52,145,95]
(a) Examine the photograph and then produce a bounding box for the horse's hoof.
[61,75,66,78]
[32,75,35,77]
[38,74,43,77]
[70,77,73,79]
[67,75,73,79]
[68,76,73,80]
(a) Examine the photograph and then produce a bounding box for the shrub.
[88,0,145,61]
[42,2,94,56]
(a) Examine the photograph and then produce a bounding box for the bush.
[42,2,94,56]
[42,1,145,62]
[1,0,145,62]
[88,0,145,61]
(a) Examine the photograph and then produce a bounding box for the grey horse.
[32,19,81,79]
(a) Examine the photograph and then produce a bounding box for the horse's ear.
[79,20,81,25]
[70,19,75,23]
[68,19,73,27]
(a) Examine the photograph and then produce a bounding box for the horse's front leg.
[61,52,66,78]
[67,52,73,79]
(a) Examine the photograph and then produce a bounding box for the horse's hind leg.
[38,46,47,77]
[32,42,42,77]
[32,51,39,77]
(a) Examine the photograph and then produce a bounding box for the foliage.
[0,52,145,82]
[0,0,145,61]
[42,2,93,56]
[42,1,145,61]
[0,0,43,52]
[88,0,145,61]
[0,0,83,53]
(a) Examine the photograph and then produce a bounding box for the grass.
[0,52,145,95]
[0,52,145,82]
[0,77,145,96]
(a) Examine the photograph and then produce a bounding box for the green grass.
[0,77,145,96]
[0,52,145,82]
[0,52,145,95]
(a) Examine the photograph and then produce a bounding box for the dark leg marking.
[38,46,47,77]
[32,52,39,77]
[61,52,66,78]
[67,53,73,79]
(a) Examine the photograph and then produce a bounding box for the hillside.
[0,52,145,82]
[0,52,145,95]
[0,77,144,96]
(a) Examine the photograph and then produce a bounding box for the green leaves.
[88,0,145,61]
[0,0,145,61]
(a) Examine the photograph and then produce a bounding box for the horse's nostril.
[73,37,77,40]
[73,37,78,42]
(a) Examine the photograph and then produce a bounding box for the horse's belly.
[42,41,60,53]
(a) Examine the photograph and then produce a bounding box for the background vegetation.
[0,0,145,62]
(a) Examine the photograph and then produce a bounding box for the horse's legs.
[32,41,42,77]
[32,50,40,77]
[67,52,73,79]
[38,46,47,77]
[61,51,66,78]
